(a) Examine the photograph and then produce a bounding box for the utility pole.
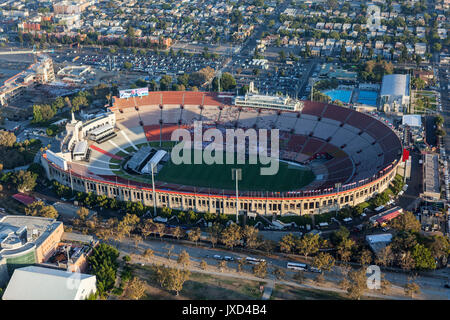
[232,168,242,224]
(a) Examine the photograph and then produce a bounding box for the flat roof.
[89,123,113,136]
[2,266,96,300]
[380,74,410,97]
[402,115,422,127]
[73,140,88,155]
[424,153,440,196]
[0,215,62,258]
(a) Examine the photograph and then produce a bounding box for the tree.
[0,130,16,147]
[132,234,142,252]
[207,223,222,248]
[411,244,436,270]
[187,227,201,246]
[347,268,367,300]
[358,249,373,266]
[177,250,191,268]
[428,235,450,263]
[331,226,350,245]
[296,234,320,259]
[252,261,267,278]
[142,248,154,261]
[279,233,296,253]
[435,115,444,127]
[391,212,421,233]
[200,259,208,270]
[212,72,236,91]
[218,260,227,272]
[117,213,140,238]
[242,225,260,249]
[12,170,37,192]
[77,207,89,221]
[159,75,172,91]
[189,67,215,87]
[165,267,190,296]
[313,252,335,272]
[399,251,416,271]
[71,95,89,111]
[432,43,442,53]
[125,277,147,300]
[155,265,169,288]
[436,128,446,137]
[237,259,245,273]
[25,201,58,219]
[220,223,242,250]
[88,243,119,296]
[375,245,394,267]
[155,223,166,241]
[172,226,184,241]
[32,104,56,123]
[379,274,391,295]
[337,238,355,262]
[259,240,276,254]
[165,245,175,260]
[404,281,420,298]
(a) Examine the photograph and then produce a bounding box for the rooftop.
[380,74,410,97]
[2,266,96,300]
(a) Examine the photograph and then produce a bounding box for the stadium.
[42,90,403,217]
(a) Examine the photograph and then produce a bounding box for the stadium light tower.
[232,168,242,224]
[151,162,157,216]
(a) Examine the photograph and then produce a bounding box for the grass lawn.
[112,146,316,192]
[271,284,346,300]
[156,150,315,192]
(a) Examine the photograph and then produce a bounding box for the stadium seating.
[88,94,403,194]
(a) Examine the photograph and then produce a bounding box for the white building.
[233,82,302,111]
[379,74,410,114]
[2,266,96,300]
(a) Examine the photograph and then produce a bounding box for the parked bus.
[287,262,307,271]
[246,257,265,265]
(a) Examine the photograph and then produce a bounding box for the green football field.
[155,150,315,192]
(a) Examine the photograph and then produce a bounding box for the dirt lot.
[124,264,264,300]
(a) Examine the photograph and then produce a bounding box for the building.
[0,55,54,106]
[413,69,434,85]
[2,266,96,300]
[366,233,393,255]
[42,93,402,217]
[402,115,422,128]
[53,0,91,14]
[233,82,302,111]
[422,153,441,200]
[369,207,403,226]
[0,215,64,286]
[379,74,411,114]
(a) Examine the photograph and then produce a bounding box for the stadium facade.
[42,91,403,217]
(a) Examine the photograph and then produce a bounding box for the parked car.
[308,266,322,273]
[213,255,222,260]
[224,256,234,261]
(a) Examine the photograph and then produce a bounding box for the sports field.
[155,150,315,192]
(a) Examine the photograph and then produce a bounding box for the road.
[112,236,450,300]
